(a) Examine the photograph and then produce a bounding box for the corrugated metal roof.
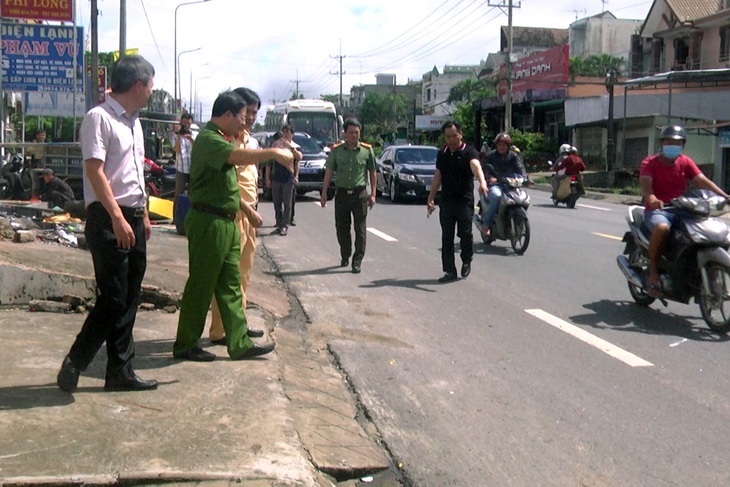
[665,0,717,22]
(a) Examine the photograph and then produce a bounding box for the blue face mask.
[661,145,683,160]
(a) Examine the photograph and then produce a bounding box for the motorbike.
[547,160,581,208]
[144,158,177,199]
[617,189,730,333]
[473,174,531,255]
[0,152,32,200]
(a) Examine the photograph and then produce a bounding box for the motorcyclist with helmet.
[640,125,728,297]
[480,132,527,238]
[551,144,586,197]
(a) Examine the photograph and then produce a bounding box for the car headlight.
[399,173,417,183]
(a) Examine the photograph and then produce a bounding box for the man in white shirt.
[172,112,195,219]
[56,55,158,393]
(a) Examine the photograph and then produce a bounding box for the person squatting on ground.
[480,132,526,238]
[319,118,376,274]
[208,87,265,347]
[550,144,586,197]
[39,168,75,209]
[56,54,159,393]
[427,121,487,283]
[173,90,293,362]
[270,124,302,236]
[639,125,728,298]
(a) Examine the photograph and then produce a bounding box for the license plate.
[425,185,430,191]
[299,167,319,174]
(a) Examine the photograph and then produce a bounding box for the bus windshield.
[287,112,338,148]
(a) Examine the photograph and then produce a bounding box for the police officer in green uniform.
[320,118,376,274]
[173,91,293,362]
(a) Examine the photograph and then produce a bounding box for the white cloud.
[75,0,652,115]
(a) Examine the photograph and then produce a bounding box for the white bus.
[264,99,342,148]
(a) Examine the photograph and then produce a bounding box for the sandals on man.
[645,282,664,298]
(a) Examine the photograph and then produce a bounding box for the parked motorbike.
[144,158,177,199]
[473,174,531,254]
[617,189,730,332]
[0,152,32,200]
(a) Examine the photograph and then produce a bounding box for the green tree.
[320,94,339,104]
[569,54,625,79]
[448,78,495,144]
[357,91,408,141]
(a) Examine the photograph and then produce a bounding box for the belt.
[88,201,145,218]
[120,206,146,218]
[190,202,236,220]
[337,186,366,195]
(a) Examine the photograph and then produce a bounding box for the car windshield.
[395,148,438,165]
[292,135,323,155]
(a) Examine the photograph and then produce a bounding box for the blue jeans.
[481,185,502,228]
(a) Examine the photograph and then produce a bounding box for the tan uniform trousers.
[209,212,256,341]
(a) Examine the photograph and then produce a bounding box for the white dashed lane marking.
[367,228,398,242]
[525,309,654,367]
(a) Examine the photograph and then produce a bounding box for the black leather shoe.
[232,342,276,360]
[461,262,471,278]
[210,337,227,346]
[57,355,80,393]
[340,257,349,267]
[174,346,216,362]
[104,374,158,392]
[438,272,458,283]
[352,265,361,274]
[246,327,264,338]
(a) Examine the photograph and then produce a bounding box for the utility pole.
[119,0,126,59]
[489,0,521,131]
[290,69,301,99]
[90,0,99,109]
[330,39,346,109]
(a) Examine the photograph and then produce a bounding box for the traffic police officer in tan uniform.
[320,118,376,274]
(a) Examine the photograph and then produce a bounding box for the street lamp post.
[194,76,211,120]
[605,69,618,178]
[190,63,210,120]
[174,0,211,112]
[177,48,201,112]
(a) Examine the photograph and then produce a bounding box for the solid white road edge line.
[525,309,654,367]
[577,203,612,211]
[367,227,398,242]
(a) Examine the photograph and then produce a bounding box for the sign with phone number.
[1,22,84,92]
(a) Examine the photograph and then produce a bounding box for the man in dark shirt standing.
[39,168,75,208]
[427,121,487,283]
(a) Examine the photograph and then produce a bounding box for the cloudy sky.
[76,0,653,116]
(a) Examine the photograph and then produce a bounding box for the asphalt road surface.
[259,189,730,487]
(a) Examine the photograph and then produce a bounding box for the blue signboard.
[1,22,84,92]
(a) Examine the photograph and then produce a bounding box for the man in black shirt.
[427,121,487,283]
[39,168,75,208]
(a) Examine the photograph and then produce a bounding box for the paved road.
[259,189,730,486]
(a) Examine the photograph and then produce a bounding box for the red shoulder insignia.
[360,142,373,148]
[331,142,344,149]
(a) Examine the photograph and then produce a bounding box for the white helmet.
[559,143,572,155]
[570,146,578,154]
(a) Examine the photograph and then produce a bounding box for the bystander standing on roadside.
[270,124,302,236]
[208,87,266,346]
[319,118,376,274]
[172,112,195,220]
[427,121,487,283]
[56,54,159,393]
[173,91,293,362]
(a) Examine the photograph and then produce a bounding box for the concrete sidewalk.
[0,225,391,486]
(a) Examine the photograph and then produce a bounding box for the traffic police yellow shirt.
[325,141,376,189]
